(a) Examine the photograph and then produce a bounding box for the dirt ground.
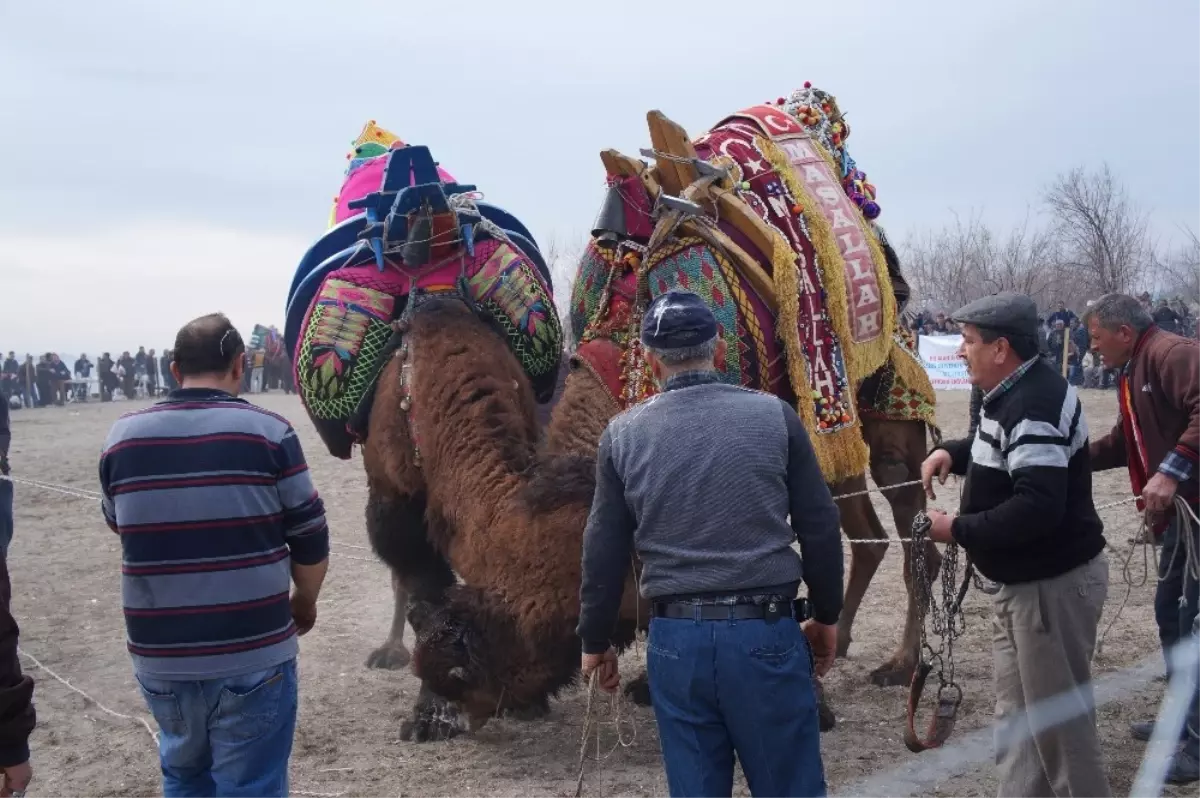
[5,388,1190,796]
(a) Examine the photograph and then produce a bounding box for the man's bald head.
[173,313,245,378]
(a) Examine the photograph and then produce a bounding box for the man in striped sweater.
[921,292,1110,798]
[99,314,329,798]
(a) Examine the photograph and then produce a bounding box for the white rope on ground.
[17,648,159,745]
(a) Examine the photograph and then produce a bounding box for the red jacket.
[1090,325,1199,518]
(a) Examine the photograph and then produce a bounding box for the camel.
[285,131,567,740]
[404,89,946,733]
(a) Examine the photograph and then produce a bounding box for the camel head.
[409,584,582,730]
[408,587,516,730]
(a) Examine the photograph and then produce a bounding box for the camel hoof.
[835,636,851,659]
[399,695,465,743]
[868,661,914,687]
[365,642,411,670]
[623,674,652,706]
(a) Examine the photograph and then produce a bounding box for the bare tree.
[898,210,1067,312]
[1043,164,1151,295]
[899,210,993,311]
[1153,226,1200,301]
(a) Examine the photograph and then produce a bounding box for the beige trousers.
[992,552,1112,798]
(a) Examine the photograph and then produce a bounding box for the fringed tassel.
[767,212,868,483]
[757,135,894,386]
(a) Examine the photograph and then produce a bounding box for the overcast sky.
[1,0,1196,356]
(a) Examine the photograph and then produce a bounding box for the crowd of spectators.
[1,347,178,409]
[911,294,1197,391]
[2,346,294,409]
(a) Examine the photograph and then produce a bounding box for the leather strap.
[652,600,793,621]
[904,661,962,753]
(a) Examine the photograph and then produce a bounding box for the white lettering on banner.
[830,206,856,230]
[917,334,971,391]
[767,195,791,218]
[856,283,880,308]
[856,311,881,338]
[816,185,842,207]
[802,164,827,184]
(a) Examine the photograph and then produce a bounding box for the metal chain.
[910,510,965,706]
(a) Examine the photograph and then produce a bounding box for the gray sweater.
[577,372,844,654]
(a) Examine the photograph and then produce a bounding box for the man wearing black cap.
[920,291,1110,797]
[576,289,843,797]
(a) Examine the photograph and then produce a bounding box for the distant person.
[98,353,118,402]
[99,313,330,797]
[1047,299,1076,327]
[145,348,159,398]
[1153,298,1183,335]
[117,351,135,399]
[73,354,93,402]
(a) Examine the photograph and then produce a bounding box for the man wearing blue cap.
[576,289,844,797]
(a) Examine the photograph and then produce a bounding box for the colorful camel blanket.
[290,121,561,459]
[572,90,936,482]
[296,238,561,459]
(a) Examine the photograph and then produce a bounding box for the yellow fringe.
[766,201,868,484]
[756,135,895,386]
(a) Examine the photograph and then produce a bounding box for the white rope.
[18,648,159,745]
[1,474,1144,544]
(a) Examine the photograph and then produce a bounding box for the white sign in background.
[917,334,971,391]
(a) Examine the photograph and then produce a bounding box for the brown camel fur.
[361,296,558,740]
[406,346,943,738]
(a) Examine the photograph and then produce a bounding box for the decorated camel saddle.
[571,85,936,483]
[285,121,562,459]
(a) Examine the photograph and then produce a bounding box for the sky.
[1,0,1197,356]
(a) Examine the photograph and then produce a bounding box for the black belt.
[652,597,811,622]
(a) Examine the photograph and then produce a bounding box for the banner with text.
[917,334,970,391]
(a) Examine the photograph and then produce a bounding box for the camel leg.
[365,572,412,670]
[363,489,467,742]
[863,418,941,687]
[831,475,891,660]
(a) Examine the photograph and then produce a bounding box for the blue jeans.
[0,476,12,558]
[135,659,298,797]
[646,615,826,797]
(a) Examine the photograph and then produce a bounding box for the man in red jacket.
[1087,292,1199,784]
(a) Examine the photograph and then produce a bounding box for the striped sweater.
[99,388,330,680]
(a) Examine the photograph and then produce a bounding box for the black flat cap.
[640,289,718,350]
[950,291,1039,339]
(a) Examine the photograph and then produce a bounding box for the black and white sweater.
[938,359,1106,584]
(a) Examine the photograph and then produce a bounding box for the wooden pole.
[1061,328,1070,378]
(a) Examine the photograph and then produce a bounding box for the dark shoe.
[1165,749,1200,785]
[1131,720,1190,742]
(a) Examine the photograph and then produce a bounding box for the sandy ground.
[4,388,1191,797]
